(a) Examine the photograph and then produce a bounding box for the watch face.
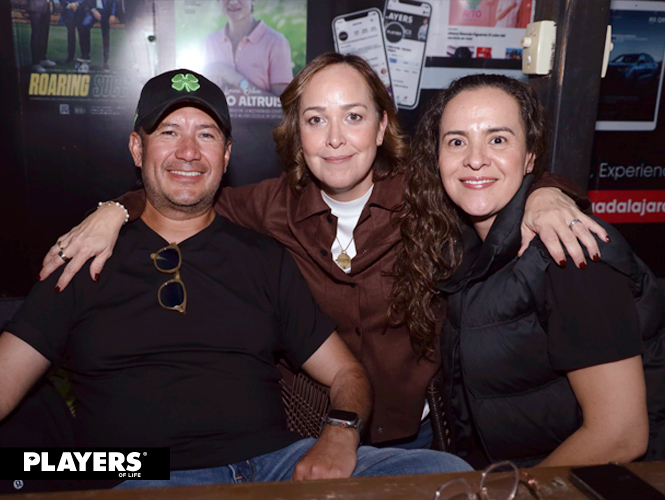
[327,410,358,422]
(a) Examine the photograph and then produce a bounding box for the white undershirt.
[321,185,374,274]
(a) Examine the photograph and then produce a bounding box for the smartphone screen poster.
[333,9,393,100]
[596,1,665,131]
[383,0,432,109]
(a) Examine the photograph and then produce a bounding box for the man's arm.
[0,332,51,421]
[292,333,371,481]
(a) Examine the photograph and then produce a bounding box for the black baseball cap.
[134,69,231,137]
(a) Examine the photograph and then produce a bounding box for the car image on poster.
[383,0,431,109]
[596,0,665,131]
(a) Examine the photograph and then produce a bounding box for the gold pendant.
[336,252,351,269]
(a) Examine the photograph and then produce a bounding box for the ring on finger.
[57,240,65,250]
[58,250,71,263]
[569,218,582,230]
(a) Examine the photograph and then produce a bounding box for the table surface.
[5,461,665,499]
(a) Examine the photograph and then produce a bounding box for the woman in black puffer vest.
[392,74,665,469]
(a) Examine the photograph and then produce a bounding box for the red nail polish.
[55,286,61,293]
[94,274,100,282]
[605,235,612,243]
[592,254,600,262]
[579,262,586,270]
[559,260,567,268]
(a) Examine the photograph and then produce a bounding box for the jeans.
[116,437,472,488]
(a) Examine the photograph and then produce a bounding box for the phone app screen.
[334,10,392,97]
[384,0,431,108]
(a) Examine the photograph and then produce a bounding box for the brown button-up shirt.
[214,173,439,444]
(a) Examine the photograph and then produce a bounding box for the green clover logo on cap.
[171,73,200,92]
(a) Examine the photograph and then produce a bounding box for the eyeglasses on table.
[432,461,544,500]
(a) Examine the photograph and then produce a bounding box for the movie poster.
[173,0,306,120]
[8,0,307,221]
[11,0,156,117]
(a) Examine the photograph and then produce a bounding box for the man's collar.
[140,205,218,244]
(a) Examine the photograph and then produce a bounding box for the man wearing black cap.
[0,70,470,490]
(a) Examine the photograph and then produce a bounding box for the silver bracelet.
[98,201,130,225]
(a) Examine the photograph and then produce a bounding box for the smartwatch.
[324,409,363,436]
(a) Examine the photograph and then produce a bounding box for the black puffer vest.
[439,175,665,466]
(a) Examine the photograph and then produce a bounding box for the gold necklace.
[335,235,354,270]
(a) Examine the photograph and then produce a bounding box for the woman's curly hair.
[272,52,409,193]
[389,74,548,356]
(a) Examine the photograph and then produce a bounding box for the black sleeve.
[4,269,78,366]
[545,258,643,372]
[275,248,337,370]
